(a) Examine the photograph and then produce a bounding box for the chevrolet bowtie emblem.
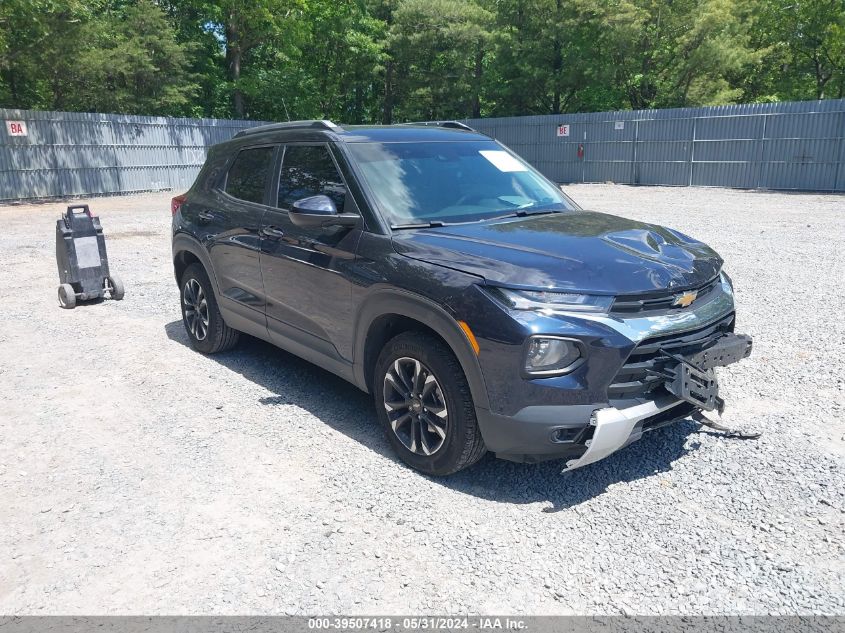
[673,290,698,308]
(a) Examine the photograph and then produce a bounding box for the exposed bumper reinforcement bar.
[564,398,684,471]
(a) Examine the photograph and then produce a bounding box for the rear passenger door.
[205,145,276,315]
[260,143,362,362]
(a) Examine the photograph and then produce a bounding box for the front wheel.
[180,263,239,354]
[374,331,486,476]
[107,275,125,300]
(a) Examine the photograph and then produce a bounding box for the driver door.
[259,143,362,363]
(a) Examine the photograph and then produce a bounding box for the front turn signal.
[457,320,480,356]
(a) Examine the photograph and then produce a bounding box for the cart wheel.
[58,284,76,309]
[107,275,125,300]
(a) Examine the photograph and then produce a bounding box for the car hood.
[391,211,723,294]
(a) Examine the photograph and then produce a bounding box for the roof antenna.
[281,96,291,122]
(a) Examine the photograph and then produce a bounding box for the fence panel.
[0,108,267,201]
[465,99,845,192]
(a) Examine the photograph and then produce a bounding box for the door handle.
[197,211,215,223]
[262,226,285,239]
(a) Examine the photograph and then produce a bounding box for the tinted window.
[225,147,274,204]
[278,145,346,212]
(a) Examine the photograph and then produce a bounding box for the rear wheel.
[180,263,239,354]
[374,331,486,476]
[58,284,76,309]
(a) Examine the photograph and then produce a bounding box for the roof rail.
[401,120,476,132]
[234,120,339,138]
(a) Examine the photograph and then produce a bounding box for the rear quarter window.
[225,146,274,204]
[196,146,228,191]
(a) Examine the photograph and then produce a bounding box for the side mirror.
[289,195,358,229]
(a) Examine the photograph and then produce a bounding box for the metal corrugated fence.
[2,100,844,200]
[0,108,267,201]
[464,99,845,192]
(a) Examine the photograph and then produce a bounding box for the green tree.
[4,0,845,122]
[158,0,232,117]
[592,0,764,109]
[294,0,385,122]
[77,1,199,115]
[194,0,307,118]
[483,0,612,115]
[0,0,198,114]
[0,1,97,110]
[757,0,845,100]
[369,0,399,123]
[388,0,493,121]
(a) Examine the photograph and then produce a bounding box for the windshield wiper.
[515,208,560,216]
[391,206,565,229]
[390,221,447,230]
[486,208,561,222]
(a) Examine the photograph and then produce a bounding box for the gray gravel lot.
[0,184,842,615]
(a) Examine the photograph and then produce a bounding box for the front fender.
[353,288,490,411]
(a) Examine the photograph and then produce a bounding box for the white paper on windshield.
[479,150,528,172]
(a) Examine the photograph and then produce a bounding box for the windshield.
[345,140,578,226]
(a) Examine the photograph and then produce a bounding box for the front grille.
[607,315,735,400]
[611,277,721,315]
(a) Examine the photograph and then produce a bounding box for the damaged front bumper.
[564,397,686,471]
[474,279,754,467]
[476,329,753,467]
[565,331,753,471]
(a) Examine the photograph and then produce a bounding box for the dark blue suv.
[171,120,752,476]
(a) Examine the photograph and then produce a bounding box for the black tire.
[58,284,76,309]
[179,263,239,354]
[374,331,486,476]
[107,275,125,300]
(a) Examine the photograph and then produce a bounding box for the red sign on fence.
[6,121,28,136]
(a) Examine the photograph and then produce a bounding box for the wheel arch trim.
[172,233,220,294]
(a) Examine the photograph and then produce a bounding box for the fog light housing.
[551,427,582,443]
[524,336,584,376]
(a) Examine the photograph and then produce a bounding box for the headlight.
[524,336,584,375]
[492,287,614,313]
[720,270,734,293]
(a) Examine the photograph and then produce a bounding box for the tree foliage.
[1,0,843,121]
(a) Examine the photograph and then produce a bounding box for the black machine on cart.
[55,205,124,309]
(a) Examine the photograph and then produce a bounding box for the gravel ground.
[0,185,842,615]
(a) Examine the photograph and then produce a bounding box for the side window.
[278,145,346,212]
[225,146,274,204]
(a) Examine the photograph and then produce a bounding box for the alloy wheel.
[183,278,209,341]
[383,357,449,456]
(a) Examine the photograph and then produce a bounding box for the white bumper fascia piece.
[564,398,684,471]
